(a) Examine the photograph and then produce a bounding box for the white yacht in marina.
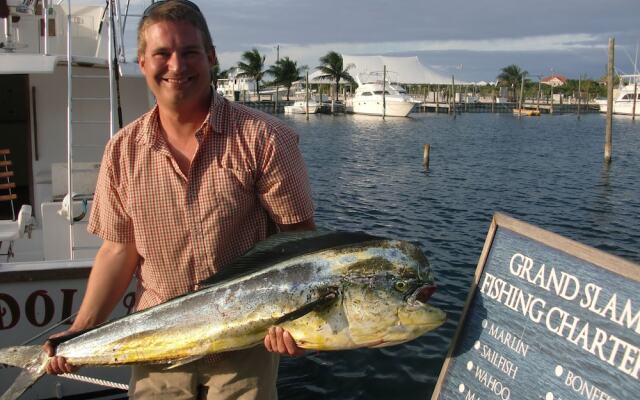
[347,72,417,117]
[1,0,152,398]
[597,74,640,116]
[284,97,321,114]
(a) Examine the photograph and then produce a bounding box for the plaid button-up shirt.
[88,92,315,311]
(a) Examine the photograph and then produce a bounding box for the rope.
[60,373,129,391]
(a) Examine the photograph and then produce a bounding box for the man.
[44,1,315,399]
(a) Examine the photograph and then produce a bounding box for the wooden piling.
[632,81,638,121]
[383,65,387,119]
[492,91,496,113]
[550,85,554,114]
[436,85,440,113]
[605,37,614,163]
[577,75,581,119]
[518,75,525,117]
[464,85,468,112]
[305,71,310,120]
[451,75,456,119]
[423,144,430,169]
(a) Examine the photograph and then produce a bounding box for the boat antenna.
[634,40,639,81]
[97,1,108,35]
[122,0,131,32]
[109,0,123,129]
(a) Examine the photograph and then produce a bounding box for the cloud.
[218,33,606,68]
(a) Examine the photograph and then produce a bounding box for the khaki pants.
[129,346,279,400]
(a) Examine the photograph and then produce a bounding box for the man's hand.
[264,326,305,356]
[43,330,80,375]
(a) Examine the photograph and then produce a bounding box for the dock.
[236,100,599,115]
[414,101,599,114]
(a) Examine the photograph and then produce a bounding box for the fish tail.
[0,346,48,400]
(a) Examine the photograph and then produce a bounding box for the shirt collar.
[137,89,230,148]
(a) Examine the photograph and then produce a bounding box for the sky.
[125,0,640,82]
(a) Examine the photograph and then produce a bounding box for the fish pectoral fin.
[275,288,339,324]
[163,355,203,370]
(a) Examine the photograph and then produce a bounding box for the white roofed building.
[309,55,451,85]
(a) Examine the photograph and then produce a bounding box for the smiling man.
[44,1,315,399]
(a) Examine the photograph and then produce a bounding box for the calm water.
[274,112,640,400]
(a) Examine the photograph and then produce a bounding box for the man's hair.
[137,0,214,57]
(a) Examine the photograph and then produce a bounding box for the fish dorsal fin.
[198,230,382,287]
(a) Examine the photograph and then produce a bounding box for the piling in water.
[383,65,387,120]
[577,75,582,119]
[605,37,614,163]
[306,71,310,120]
[492,90,495,113]
[423,144,430,170]
[451,75,456,119]
[632,81,638,121]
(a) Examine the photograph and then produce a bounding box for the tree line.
[213,53,610,102]
[495,64,608,100]
[212,50,355,101]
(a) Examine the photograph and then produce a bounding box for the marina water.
[275,112,640,399]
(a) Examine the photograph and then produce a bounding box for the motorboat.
[284,97,321,114]
[348,72,416,117]
[597,74,640,116]
[512,108,541,116]
[0,0,152,397]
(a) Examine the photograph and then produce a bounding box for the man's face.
[138,20,215,110]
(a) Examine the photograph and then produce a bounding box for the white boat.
[348,72,416,117]
[597,74,640,116]
[284,98,321,114]
[1,0,151,398]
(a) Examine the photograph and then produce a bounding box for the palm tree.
[497,64,528,101]
[237,48,266,100]
[316,51,354,101]
[267,57,306,101]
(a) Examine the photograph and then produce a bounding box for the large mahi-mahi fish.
[0,231,446,399]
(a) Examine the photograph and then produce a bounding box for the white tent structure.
[309,54,451,85]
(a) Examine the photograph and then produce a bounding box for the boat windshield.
[373,91,391,95]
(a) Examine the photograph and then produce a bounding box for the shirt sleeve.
[256,122,315,225]
[87,143,135,242]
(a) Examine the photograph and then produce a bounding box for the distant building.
[217,67,257,100]
[541,74,568,87]
[309,55,452,85]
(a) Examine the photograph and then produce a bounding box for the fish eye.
[394,281,408,292]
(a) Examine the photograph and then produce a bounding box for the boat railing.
[0,0,151,63]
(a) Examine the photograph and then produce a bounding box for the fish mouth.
[406,284,436,305]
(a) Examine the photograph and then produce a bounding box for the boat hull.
[284,104,320,114]
[352,101,415,117]
[0,261,136,399]
[599,101,640,116]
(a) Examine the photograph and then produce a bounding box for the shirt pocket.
[205,167,256,220]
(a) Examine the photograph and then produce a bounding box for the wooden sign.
[432,213,639,400]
